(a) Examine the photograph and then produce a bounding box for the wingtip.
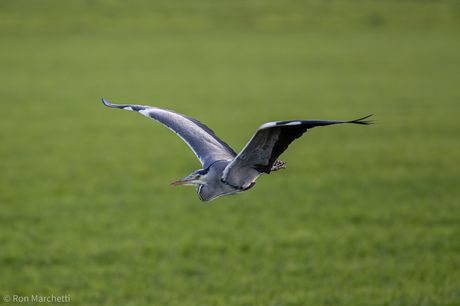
[101,98,111,107]
[351,114,376,126]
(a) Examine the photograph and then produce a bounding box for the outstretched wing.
[222,115,373,188]
[102,99,237,168]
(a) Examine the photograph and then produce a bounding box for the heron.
[102,98,373,201]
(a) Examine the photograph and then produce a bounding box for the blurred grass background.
[1,0,459,305]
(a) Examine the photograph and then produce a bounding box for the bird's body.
[186,161,256,202]
[102,98,373,201]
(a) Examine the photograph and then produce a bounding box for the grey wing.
[102,99,237,168]
[222,115,373,188]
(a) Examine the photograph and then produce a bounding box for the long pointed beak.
[169,177,194,186]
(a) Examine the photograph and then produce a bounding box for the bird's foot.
[271,160,287,171]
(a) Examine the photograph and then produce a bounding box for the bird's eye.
[196,174,201,179]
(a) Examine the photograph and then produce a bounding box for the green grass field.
[1,1,459,305]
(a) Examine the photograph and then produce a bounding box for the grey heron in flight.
[102,98,373,201]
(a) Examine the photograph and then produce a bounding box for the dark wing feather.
[102,99,237,168]
[222,115,373,188]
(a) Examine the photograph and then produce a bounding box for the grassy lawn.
[1,1,459,305]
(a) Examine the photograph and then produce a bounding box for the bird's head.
[169,169,209,187]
